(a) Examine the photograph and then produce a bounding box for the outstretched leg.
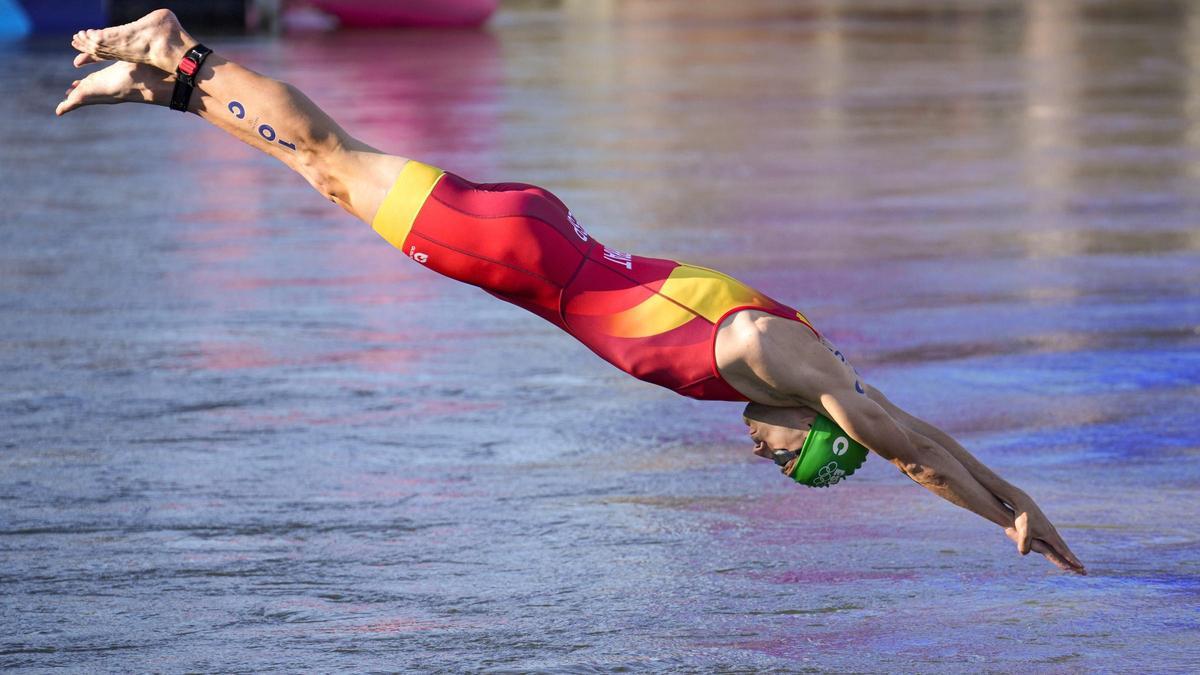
[60,9,407,224]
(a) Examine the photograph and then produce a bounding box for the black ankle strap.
[169,43,213,112]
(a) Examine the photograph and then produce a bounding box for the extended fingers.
[1029,539,1072,572]
[1048,535,1086,573]
[1032,538,1086,575]
[1005,506,1085,574]
[1037,518,1086,572]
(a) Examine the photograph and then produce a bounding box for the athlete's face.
[742,402,817,458]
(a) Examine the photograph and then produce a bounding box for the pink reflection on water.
[212,398,500,429]
[344,289,434,306]
[187,340,280,371]
[168,159,280,255]
[270,29,503,174]
[165,28,502,320]
[216,272,412,291]
[178,340,433,374]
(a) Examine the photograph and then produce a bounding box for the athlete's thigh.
[341,151,412,225]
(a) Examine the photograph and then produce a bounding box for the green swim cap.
[788,415,869,488]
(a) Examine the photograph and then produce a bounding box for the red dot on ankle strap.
[179,57,198,76]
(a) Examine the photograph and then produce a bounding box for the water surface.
[2,1,1199,671]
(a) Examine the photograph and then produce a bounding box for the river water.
[2,0,1199,671]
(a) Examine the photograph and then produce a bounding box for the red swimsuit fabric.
[399,172,815,402]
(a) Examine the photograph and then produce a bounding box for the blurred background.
[2,0,1198,672]
[3,0,503,35]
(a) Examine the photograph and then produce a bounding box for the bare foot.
[70,9,196,73]
[56,61,174,116]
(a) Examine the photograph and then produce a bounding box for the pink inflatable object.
[307,0,498,28]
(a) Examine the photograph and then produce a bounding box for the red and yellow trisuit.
[372,161,818,402]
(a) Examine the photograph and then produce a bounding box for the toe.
[56,92,80,116]
[73,52,103,67]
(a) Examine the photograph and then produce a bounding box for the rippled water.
[3,1,1199,671]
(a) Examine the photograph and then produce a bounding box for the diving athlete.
[57,10,1085,574]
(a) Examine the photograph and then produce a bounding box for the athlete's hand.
[1004,497,1086,574]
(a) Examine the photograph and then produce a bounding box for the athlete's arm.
[719,312,1084,572]
[864,385,1084,571]
[817,386,1016,528]
[865,385,1025,499]
[730,315,1018,528]
[817,380,1083,573]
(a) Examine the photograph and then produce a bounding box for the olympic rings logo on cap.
[813,461,847,487]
